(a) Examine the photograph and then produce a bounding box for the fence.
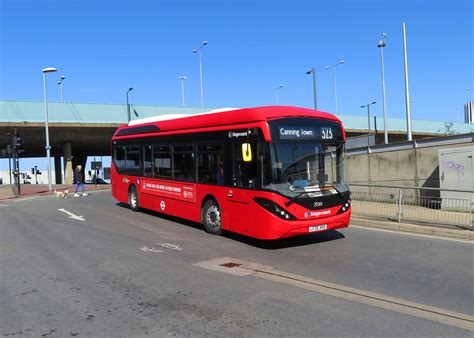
[349,183,474,230]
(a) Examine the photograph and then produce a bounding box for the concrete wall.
[345,141,474,198]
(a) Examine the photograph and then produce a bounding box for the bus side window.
[153,145,172,179]
[173,145,195,182]
[197,144,224,185]
[143,145,153,177]
[114,146,126,171]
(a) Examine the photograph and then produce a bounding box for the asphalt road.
[1,191,473,337]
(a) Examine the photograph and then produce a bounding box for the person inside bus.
[216,160,224,185]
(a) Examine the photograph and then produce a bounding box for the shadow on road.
[115,202,345,249]
[223,230,345,250]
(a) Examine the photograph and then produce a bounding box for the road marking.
[349,225,473,244]
[140,245,163,253]
[195,257,474,331]
[157,243,183,251]
[58,208,85,222]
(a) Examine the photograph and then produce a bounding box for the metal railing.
[349,183,474,230]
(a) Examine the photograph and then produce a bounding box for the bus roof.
[114,106,343,137]
[128,108,240,126]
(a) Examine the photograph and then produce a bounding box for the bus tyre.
[202,200,222,235]
[129,186,139,212]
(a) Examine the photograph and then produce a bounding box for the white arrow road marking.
[58,208,85,222]
[140,246,163,253]
[156,243,183,251]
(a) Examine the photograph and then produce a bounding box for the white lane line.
[58,208,85,222]
[349,225,473,244]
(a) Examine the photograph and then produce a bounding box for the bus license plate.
[309,224,327,232]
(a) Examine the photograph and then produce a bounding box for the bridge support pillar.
[63,142,73,185]
[54,157,62,184]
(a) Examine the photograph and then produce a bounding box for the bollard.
[397,188,403,223]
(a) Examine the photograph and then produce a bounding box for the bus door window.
[153,145,172,179]
[143,145,153,177]
[173,145,195,182]
[197,144,224,185]
[232,141,257,188]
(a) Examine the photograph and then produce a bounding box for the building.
[465,102,473,124]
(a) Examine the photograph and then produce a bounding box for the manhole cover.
[220,262,242,268]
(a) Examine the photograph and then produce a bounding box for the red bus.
[111,106,351,240]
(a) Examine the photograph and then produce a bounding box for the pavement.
[0,190,473,336]
[0,184,110,200]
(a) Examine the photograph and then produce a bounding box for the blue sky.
[0,0,473,172]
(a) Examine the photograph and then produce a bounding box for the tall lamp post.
[126,87,133,123]
[378,33,388,144]
[178,76,187,107]
[361,101,377,149]
[306,67,318,110]
[57,75,66,102]
[276,85,285,105]
[192,40,208,107]
[325,60,344,114]
[42,67,57,191]
[402,21,413,141]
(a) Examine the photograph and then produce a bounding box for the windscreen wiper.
[285,191,311,207]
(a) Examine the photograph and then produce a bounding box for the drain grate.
[220,262,242,268]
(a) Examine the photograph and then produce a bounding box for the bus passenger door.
[225,141,258,236]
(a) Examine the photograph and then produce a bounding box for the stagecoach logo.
[183,191,188,198]
[160,201,166,211]
[305,210,331,218]
[228,130,249,138]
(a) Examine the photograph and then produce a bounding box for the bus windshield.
[263,141,347,197]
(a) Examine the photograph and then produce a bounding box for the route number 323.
[321,128,333,140]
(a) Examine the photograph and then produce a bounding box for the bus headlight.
[337,200,351,214]
[254,198,297,221]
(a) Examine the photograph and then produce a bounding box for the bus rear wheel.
[202,200,222,235]
[128,186,139,212]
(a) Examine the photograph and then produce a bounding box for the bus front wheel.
[128,186,139,212]
[202,200,222,235]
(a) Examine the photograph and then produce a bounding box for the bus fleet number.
[321,128,333,140]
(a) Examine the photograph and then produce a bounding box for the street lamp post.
[57,75,66,102]
[378,34,388,144]
[325,60,345,115]
[42,67,57,191]
[306,67,318,110]
[126,87,133,123]
[402,21,413,141]
[361,101,377,149]
[178,76,187,107]
[192,40,208,107]
[276,85,285,105]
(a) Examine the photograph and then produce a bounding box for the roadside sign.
[104,167,111,180]
[91,161,102,170]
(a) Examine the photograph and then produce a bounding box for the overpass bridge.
[1,99,473,183]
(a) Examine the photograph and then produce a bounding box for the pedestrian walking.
[73,165,88,197]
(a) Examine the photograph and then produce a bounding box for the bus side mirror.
[242,143,252,162]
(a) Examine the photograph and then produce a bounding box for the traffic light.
[14,132,24,154]
[31,167,42,175]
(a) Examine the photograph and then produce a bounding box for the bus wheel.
[128,186,139,212]
[202,200,222,235]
